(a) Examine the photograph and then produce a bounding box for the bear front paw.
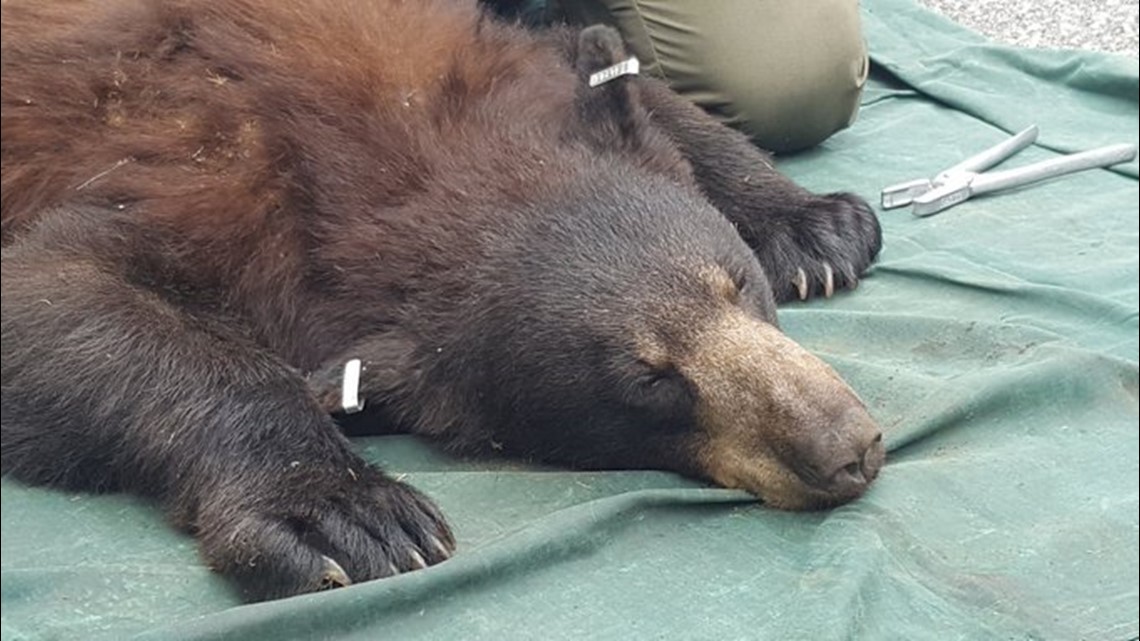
[768,192,882,303]
[198,465,454,601]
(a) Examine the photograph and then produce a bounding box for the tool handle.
[943,125,1039,176]
[972,143,1138,195]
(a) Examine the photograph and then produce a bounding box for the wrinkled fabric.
[2,1,1137,639]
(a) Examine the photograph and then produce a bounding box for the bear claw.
[794,268,809,301]
[408,549,428,570]
[319,555,352,589]
[428,535,452,560]
[793,265,841,300]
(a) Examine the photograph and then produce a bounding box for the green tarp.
[3,0,1137,638]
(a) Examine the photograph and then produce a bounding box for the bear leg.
[0,214,454,600]
[636,77,883,303]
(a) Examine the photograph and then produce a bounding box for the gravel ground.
[919,0,1139,57]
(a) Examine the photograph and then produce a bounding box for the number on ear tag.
[588,57,640,87]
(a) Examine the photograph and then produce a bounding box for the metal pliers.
[881,125,1137,216]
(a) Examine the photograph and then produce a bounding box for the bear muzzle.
[681,311,885,510]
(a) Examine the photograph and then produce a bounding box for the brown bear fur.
[1,0,884,600]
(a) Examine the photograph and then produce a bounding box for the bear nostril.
[825,460,868,496]
[789,409,885,501]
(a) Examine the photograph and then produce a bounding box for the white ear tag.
[588,56,640,88]
[341,358,365,414]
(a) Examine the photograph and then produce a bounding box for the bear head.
[319,25,884,511]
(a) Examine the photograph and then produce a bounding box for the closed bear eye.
[637,369,671,389]
[633,358,670,380]
[625,361,692,416]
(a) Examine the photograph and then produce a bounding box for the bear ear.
[568,25,651,152]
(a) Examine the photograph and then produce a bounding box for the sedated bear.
[1,0,885,601]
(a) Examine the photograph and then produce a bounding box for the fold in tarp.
[2,1,1137,639]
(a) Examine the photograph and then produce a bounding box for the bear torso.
[2,0,650,369]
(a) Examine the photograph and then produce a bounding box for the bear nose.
[784,403,885,503]
[821,422,884,499]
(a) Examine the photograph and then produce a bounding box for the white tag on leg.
[341,358,365,414]
[588,57,640,88]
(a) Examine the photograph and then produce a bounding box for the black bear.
[1,0,884,601]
